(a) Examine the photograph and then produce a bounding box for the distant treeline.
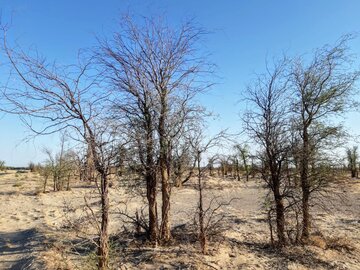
[5,167,30,171]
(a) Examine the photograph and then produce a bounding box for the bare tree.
[97,23,159,242]
[97,15,212,242]
[244,58,291,246]
[42,134,70,192]
[0,30,121,269]
[291,35,360,242]
[187,129,227,254]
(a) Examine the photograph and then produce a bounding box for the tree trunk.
[197,154,207,254]
[160,166,171,241]
[174,162,183,187]
[53,173,57,191]
[268,209,274,245]
[159,93,171,242]
[85,127,110,270]
[351,168,356,178]
[300,127,310,242]
[301,186,310,241]
[146,169,158,243]
[145,124,158,244]
[98,173,109,270]
[274,194,286,245]
[271,163,287,246]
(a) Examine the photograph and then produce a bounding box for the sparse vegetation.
[0,6,359,270]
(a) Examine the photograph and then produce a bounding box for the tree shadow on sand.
[227,237,337,269]
[0,228,45,270]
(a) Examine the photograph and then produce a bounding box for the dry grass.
[40,249,74,270]
[326,236,356,253]
[310,235,327,249]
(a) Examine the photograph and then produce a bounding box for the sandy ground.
[0,170,359,269]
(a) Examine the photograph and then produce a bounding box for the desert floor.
[0,170,359,270]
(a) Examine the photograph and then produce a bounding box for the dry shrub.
[309,235,327,249]
[309,231,356,253]
[326,236,356,253]
[41,244,74,270]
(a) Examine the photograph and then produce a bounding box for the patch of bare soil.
[1,171,359,269]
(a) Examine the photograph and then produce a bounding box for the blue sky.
[1,0,360,166]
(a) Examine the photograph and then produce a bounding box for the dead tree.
[97,15,212,242]
[291,35,360,242]
[244,58,291,246]
[0,31,120,269]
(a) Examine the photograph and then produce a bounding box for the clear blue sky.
[1,0,360,166]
